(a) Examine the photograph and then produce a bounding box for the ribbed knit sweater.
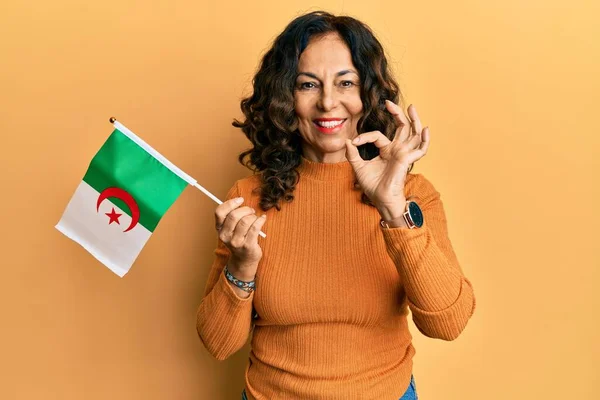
[196,157,476,399]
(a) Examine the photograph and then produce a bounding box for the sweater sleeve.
[381,174,476,341]
[196,182,255,360]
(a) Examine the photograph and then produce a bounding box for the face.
[294,32,363,163]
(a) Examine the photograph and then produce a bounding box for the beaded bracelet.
[224,266,256,293]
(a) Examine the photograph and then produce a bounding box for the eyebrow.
[297,70,359,80]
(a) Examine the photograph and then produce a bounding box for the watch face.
[408,202,424,227]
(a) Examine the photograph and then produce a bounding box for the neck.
[297,155,356,181]
[301,145,348,164]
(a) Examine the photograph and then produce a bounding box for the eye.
[298,82,317,90]
[340,81,355,88]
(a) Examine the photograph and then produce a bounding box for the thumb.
[345,139,364,168]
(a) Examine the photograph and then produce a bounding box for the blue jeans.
[241,375,418,399]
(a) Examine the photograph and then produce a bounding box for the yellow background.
[1,0,598,399]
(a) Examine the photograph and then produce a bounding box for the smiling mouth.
[313,119,346,134]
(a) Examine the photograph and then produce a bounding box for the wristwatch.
[380,200,424,229]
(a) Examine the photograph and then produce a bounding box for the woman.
[196,11,476,400]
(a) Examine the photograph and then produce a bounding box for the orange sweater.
[196,157,476,399]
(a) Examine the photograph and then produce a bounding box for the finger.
[406,147,427,165]
[419,127,431,152]
[215,197,244,229]
[407,105,423,138]
[406,127,424,150]
[244,214,268,245]
[385,100,411,143]
[230,213,261,248]
[352,130,391,148]
[345,139,365,168]
[385,100,409,126]
[220,206,256,241]
[405,127,430,164]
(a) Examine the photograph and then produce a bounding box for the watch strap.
[379,201,420,229]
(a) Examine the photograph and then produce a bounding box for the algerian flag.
[56,120,196,277]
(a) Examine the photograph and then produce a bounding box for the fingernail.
[235,197,244,203]
[260,214,267,219]
[352,137,360,144]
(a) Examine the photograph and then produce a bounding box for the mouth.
[313,118,347,134]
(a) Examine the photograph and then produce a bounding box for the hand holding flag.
[55,118,266,277]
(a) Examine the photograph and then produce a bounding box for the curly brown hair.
[233,10,412,211]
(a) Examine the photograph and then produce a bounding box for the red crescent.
[97,187,140,232]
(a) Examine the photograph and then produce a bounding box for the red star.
[105,207,122,225]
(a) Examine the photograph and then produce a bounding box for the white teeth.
[315,120,344,128]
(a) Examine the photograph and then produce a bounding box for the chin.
[317,139,347,152]
[301,129,353,158]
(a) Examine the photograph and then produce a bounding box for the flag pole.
[109,117,266,238]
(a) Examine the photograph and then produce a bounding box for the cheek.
[293,98,314,136]
[349,98,364,121]
[346,92,363,117]
[294,96,312,120]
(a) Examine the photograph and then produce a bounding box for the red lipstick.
[313,118,346,134]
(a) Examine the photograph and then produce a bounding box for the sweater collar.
[297,156,356,182]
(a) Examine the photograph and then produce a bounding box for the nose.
[317,85,339,112]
